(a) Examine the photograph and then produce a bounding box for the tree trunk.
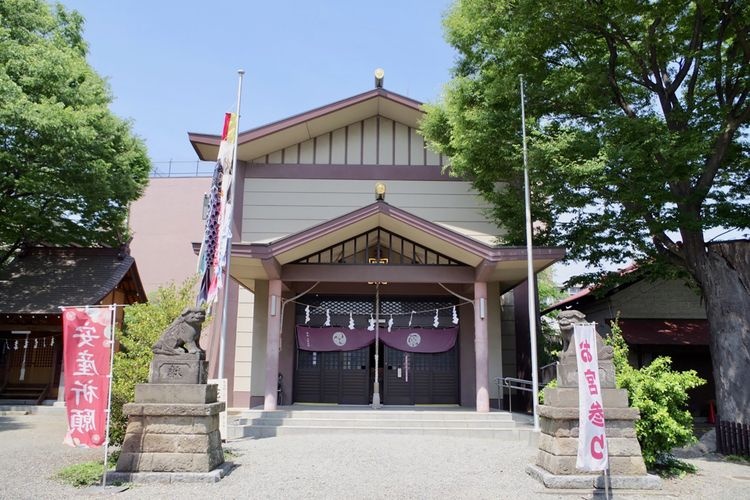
[697,241,750,425]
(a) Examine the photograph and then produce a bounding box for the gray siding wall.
[251,116,442,167]
[242,178,500,244]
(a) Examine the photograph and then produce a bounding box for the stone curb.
[105,461,234,484]
[526,464,662,490]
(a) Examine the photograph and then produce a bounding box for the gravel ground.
[1,412,749,500]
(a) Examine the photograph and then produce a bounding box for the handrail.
[495,376,546,414]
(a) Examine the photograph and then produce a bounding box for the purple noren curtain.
[296,326,458,353]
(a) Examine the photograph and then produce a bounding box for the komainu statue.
[152,307,206,356]
[557,309,613,362]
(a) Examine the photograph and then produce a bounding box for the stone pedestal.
[526,311,661,490]
[149,354,208,384]
[111,383,227,483]
[528,389,661,489]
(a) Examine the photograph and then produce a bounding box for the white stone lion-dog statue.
[151,307,206,356]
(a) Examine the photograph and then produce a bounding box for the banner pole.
[217,69,245,379]
[101,304,117,487]
[520,75,540,431]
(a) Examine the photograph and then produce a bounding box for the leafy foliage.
[0,0,151,266]
[110,278,197,445]
[605,320,705,470]
[424,1,749,276]
[424,0,750,425]
[537,269,564,366]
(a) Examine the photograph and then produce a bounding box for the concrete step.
[231,424,529,440]
[235,409,515,421]
[237,417,519,429]
[226,407,534,442]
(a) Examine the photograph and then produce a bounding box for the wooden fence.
[715,419,750,457]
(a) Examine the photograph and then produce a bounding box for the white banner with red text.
[62,306,115,448]
[574,323,608,471]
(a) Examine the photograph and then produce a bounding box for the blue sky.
[59,1,457,171]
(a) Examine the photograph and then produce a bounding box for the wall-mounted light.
[270,295,277,316]
[375,182,386,201]
[374,68,385,88]
[479,298,486,320]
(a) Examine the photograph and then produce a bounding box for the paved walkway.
[1,411,749,499]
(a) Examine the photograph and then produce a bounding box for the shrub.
[109,277,198,445]
[605,319,706,470]
[54,452,119,487]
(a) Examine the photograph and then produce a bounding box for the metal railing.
[496,377,535,414]
[495,367,556,414]
[150,160,216,178]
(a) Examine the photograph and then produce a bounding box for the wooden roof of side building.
[0,246,146,314]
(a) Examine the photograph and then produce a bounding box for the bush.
[605,319,706,470]
[109,277,198,445]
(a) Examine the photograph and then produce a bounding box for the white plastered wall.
[242,178,499,245]
[233,287,255,394]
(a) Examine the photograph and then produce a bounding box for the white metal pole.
[101,304,117,487]
[372,282,381,408]
[217,70,245,379]
[520,75,540,431]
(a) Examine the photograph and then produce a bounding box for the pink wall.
[128,177,210,294]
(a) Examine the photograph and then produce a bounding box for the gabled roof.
[217,201,565,291]
[188,88,426,162]
[0,247,146,314]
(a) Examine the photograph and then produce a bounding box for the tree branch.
[667,5,704,94]
[0,238,23,269]
[603,33,637,118]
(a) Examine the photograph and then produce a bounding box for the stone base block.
[135,383,218,404]
[543,387,629,408]
[123,401,224,417]
[121,430,221,454]
[117,447,224,473]
[538,433,644,457]
[123,414,219,435]
[539,405,640,421]
[117,401,224,474]
[537,450,647,476]
[540,414,637,438]
[107,462,233,484]
[149,355,208,384]
[558,359,616,389]
[526,464,661,490]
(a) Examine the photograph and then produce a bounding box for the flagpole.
[520,75,540,432]
[101,304,117,487]
[218,69,245,379]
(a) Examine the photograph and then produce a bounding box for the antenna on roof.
[374,68,385,88]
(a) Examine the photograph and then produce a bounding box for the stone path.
[1,411,749,499]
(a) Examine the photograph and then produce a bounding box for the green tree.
[0,0,150,266]
[606,320,704,470]
[538,269,564,366]
[110,278,197,445]
[423,0,749,424]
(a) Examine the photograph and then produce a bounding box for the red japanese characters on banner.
[574,323,609,471]
[62,306,114,448]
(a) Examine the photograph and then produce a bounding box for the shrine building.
[187,83,564,411]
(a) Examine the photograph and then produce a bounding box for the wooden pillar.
[264,279,282,410]
[474,281,490,413]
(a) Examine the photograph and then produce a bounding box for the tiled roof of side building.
[0,246,145,314]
